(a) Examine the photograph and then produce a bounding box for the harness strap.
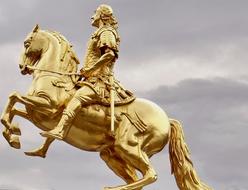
[26,65,81,76]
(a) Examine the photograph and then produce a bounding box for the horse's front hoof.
[3,128,11,141]
[1,115,9,127]
[1,115,12,131]
[9,135,21,149]
[10,122,21,136]
[2,128,20,149]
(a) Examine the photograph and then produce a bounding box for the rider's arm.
[86,47,115,71]
[81,30,118,76]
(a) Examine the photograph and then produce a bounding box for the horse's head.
[19,24,49,75]
[19,24,79,76]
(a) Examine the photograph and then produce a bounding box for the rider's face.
[91,10,101,27]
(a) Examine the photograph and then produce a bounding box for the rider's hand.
[80,68,89,77]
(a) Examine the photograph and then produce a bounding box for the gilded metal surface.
[0,4,212,190]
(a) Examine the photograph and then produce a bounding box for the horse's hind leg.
[113,143,157,190]
[100,148,141,190]
[108,119,157,190]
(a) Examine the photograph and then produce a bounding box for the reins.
[26,65,81,76]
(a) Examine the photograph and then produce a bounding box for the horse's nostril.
[19,64,23,69]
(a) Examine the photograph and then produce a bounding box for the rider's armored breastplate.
[83,35,102,76]
[83,27,119,77]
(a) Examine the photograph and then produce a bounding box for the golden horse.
[0,25,212,190]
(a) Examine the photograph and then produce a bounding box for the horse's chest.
[28,75,62,102]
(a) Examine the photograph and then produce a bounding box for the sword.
[109,72,115,136]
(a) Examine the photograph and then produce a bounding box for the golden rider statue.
[41,4,134,140]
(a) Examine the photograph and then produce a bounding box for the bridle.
[24,30,82,77]
[26,65,81,76]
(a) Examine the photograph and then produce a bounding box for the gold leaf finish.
[0,4,212,190]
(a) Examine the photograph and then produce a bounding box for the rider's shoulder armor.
[96,26,120,52]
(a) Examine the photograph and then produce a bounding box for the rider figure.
[41,4,134,140]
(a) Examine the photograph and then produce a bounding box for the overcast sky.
[0,1,248,190]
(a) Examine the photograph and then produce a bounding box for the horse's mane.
[45,30,80,73]
[37,30,81,85]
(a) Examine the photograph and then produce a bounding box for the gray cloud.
[1,1,248,59]
[141,78,248,189]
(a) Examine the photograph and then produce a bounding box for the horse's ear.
[32,24,40,33]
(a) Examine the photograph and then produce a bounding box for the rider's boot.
[40,99,81,140]
[40,111,74,140]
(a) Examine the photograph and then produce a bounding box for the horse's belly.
[63,109,112,152]
[64,127,109,151]
[30,104,112,152]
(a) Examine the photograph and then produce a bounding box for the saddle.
[77,76,135,106]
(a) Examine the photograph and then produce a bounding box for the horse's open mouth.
[20,52,41,75]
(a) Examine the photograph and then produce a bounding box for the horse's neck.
[38,43,61,72]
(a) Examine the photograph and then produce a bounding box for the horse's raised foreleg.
[100,148,141,190]
[9,91,57,115]
[1,91,49,127]
[9,93,57,154]
[1,91,19,131]
[1,92,24,148]
[5,106,55,153]
[1,91,53,133]
[2,127,21,149]
[11,107,55,155]
[2,107,30,149]
[10,108,29,135]
[24,137,55,158]
[1,91,55,149]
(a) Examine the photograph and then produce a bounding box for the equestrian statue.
[0,4,212,190]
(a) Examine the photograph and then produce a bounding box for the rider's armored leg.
[40,86,97,140]
[40,98,82,140]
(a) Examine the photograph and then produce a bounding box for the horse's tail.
[168,119,212,190]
